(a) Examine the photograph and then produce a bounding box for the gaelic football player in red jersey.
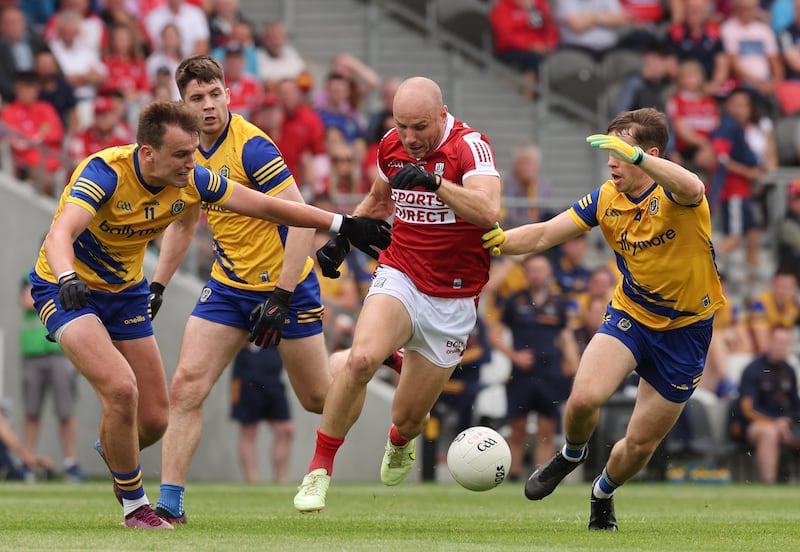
[294,76,502,512]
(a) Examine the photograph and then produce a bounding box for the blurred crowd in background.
[1,0,799,484]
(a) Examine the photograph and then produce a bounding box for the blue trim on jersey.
[74,229,129,285]
[132,146,163,194]
[197,113,232,159]
[71,157,118,208]
[241,136,290,193]
[616,257,698,320]
[210,238,248,284]
[571,188,601,227]
[597,304,713,403]
[193,165,229,202]
[624,182,657,203]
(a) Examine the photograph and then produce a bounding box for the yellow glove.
[482,223,505,256]
[586,134,646,165]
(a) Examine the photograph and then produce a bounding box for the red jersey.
[100,57,151,96]
[490,0,559,54]
[276,104,326,185]
[666,91,720,152]
[620,0,663,24]
[70,123,135,162]
[227,75,263,119]
[377,114,500,298]
[1,100,64,172]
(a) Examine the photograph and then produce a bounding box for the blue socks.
[157,484,185,517]
[593,467,621,499]
[562,438,587,461]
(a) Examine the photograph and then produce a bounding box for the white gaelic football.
[446,426,511,492]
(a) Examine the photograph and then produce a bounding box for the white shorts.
[366,265,478,368]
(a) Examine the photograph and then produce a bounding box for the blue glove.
[248,287,293,348]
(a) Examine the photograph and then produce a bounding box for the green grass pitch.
[1,480,799,551]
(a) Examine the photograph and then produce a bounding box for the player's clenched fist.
[586,134,646,165]
[57,271,90,310]
[147,282,165,320]
[389,163,441,192]
[316,234,350,279]
[248,287,293,348]
[338,216,391,260]
[481,223,505,256]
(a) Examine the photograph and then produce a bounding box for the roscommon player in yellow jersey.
[482,108,725,531]
[29,100,389,529]
[152,55,359,523]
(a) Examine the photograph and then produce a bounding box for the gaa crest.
[171,199,185,215]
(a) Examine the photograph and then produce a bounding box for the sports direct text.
[392,189,455,224]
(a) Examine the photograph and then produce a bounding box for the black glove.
[148,282,165,320]
[316,234,350,279]
[389,163,441,192]
[57,271,90,310]
[339,215,391,260]
[248,287,293,348]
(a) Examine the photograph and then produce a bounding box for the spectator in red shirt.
[666,59,721,174]
[221,42,262,119]
[69,95,135,167]
[100,22,152,125]
[1,71,65,195]
[275,76,326,194]
[489,0,558,98]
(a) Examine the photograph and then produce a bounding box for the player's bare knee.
[169,368,212,410]
[623,436,659,461]
[104,378,138,412]
[344,348,381,385]
[566,390,600,419]
[297,391,325,414]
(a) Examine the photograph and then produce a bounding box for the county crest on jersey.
[569,181,726,330]
[376,113,500,298]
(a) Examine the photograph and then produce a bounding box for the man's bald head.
[392,77,448,159]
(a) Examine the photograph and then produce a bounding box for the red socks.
[389,424,409,447]
[309,429,344,475]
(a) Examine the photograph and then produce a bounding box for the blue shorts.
[29,270,153,341]
[506,373,571,422]
[191,271,323,339]
[597,305,713,403]
[720,197,758,236]
[231,346,290,423]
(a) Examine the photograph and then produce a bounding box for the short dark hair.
[607,108,669,158]
[175,55,225,98]
[14,71,39,85]
[137,100,201,150]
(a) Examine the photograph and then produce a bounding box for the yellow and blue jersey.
[197,113,313,291]
[569,181,725,331]
[34,145,233,292]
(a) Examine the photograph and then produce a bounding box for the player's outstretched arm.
[223,182,391,258]
[483,211,584,256]
[586,134,705,205]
